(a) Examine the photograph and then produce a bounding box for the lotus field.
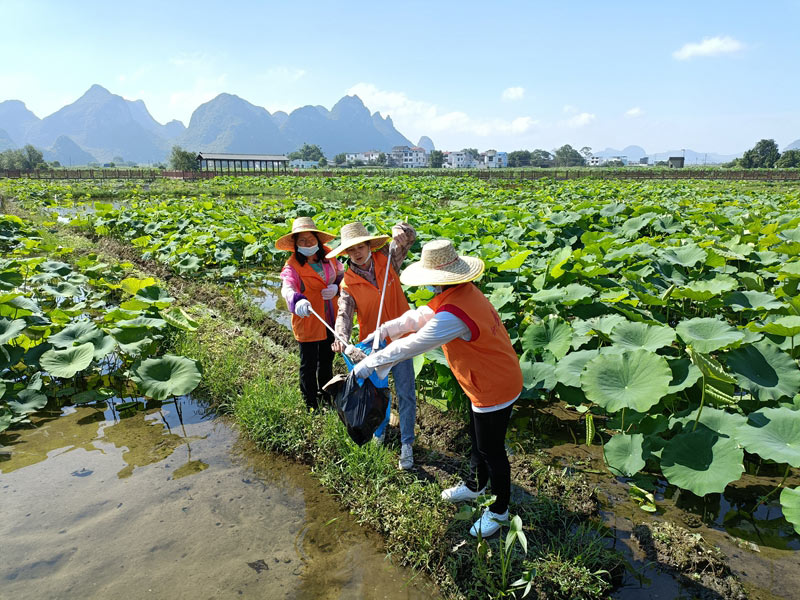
[0,212,202,434]
[4,175,800,532]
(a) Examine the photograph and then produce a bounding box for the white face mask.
[351,253,372,267]
[297,244,319,257]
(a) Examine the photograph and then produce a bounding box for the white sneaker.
[440,482,485,503]
[469,509,509,538]
[398,443,413,470]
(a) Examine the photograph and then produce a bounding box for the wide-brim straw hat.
[276,216,336,252]
[325,222,389,259]
[400,239,485,286]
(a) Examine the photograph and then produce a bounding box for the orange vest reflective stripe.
[286,248,338,343]
[428,283,523,408]
[341,251,410,342]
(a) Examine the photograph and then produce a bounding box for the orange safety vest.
[341,251,410,342]
[286,248,338,343]
[428,283,523,409]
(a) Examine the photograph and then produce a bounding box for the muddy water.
[250,276,291,328]
[535,406,800,600]
[0,398,438,599]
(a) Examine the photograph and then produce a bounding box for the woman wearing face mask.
[327,221,418,469]
[352,239,523,538]
[278,217,344,410]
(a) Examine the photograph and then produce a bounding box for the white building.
[444,150,479,169]
[345,150,382,164]
[481,150,508,168]
[289,159,319,168]
[389,146,427,168]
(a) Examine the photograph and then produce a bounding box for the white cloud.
[346,82,537,139]
[625,106,643,118]
[501,86,525,101]
[565,112,596,128]
[673,36,744,60]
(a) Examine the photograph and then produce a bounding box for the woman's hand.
[331,340,347,353]
[321,283,338,300]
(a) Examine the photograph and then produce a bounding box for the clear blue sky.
[3,0,798,154]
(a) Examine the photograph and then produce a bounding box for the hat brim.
[400,255,485,286]
[325,235,389,259]
[276,228,336,252]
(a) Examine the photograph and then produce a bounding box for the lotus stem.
[753,464,791,511]
[693,380,706,432]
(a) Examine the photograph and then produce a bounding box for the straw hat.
[325,222,389,259]
[275,217,336,252]
[400,240,485,286]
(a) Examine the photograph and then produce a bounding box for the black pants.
[298,331,334,410]
[465,403,513,514]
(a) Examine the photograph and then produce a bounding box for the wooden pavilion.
[196,152,289,174]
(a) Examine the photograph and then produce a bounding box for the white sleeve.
[382,305,435,338]
[365,311,471,378]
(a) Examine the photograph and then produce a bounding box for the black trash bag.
[333,371,390,446]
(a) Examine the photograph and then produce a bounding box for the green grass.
[173,315,623,599]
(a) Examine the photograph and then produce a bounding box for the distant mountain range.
[593,145,742,165]
[0,84,415,164]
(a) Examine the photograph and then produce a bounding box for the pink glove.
[321,283,338,300]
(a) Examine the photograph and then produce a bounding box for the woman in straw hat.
[353,239,523,538]
[277,217,344,410]
[327,221,418,469]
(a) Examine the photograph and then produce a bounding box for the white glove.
[294,299,311,317]
[354,360,375,380]
[362,324,388,347]
[321,283,338,300]
[391,225,406,248]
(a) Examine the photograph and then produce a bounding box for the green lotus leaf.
[115,316,167,330]
[749,250,780,266]
[660,245,707,267]
[670,406,746,439]
[520,360,557,390]
[48,321,100,348]
[755,316,800,338]
[220,265,237,278]
[725,341,800,402]
[736,407,800,467]
[580,349,671,412]
[610,321,676,352]
[41,282,80,297]
[489,286,515,310]
[604,433,646,477]
[579,314,627,336]
[661,427,744,495]
[72,388,114,405]
[780,487,800,535]
[724,291,784,311]
[7,388,48,415]
[89,333,116,361]
[676,317,745,353]
[162,307,199,332]
[40,260,72,275]
[0,270,23,290]
[678,274,737,301]
[780,228,800,243]
[135,285,174,306]
[667,357,702,393]
[521,317,573,359]
[40,342,95,378]
[780,262,800,278]
[555,349,599,388]
[131,354,202,400]
[0,318,26,344]
[176,256,201,273]
[120,276,157,295]
[496,250,531,271]
[103,308,141,323]
[0,406,12,432]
